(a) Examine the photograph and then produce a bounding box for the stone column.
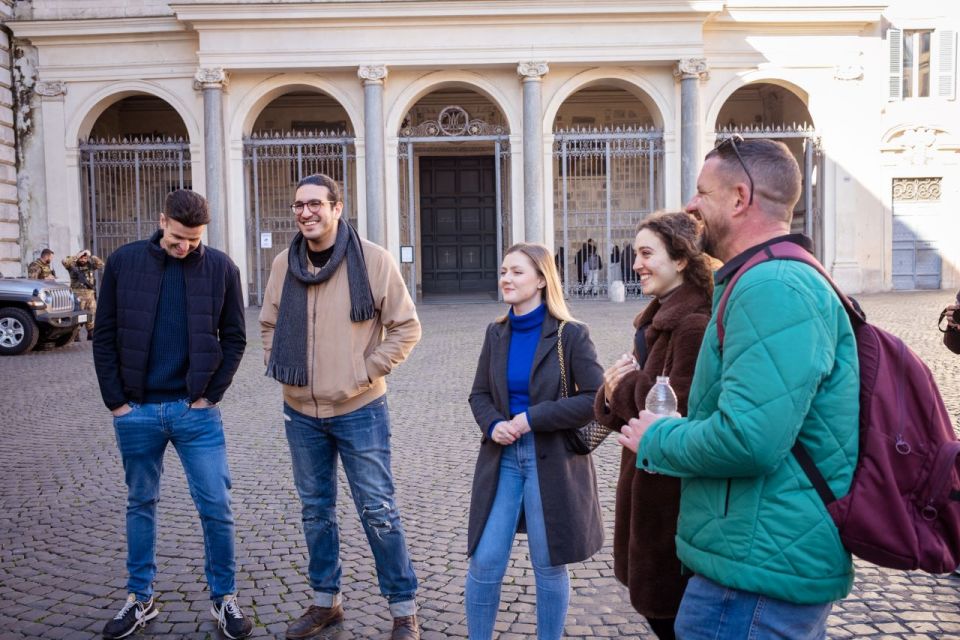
[194,67,228,249]
[359,64,387,246]
[674,58,708,205]
[518,61,548,244]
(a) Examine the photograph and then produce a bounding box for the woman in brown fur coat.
[594,211,714,639]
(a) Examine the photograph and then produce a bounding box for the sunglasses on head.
[714,134,755,206]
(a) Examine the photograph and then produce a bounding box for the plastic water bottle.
[645,376,678,416]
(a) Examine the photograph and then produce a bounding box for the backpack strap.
[716,241,866,351]
[714,240,866,507]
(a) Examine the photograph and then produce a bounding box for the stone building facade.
[3,0,959,302]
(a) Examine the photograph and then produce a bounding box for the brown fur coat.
[594,282,711,619]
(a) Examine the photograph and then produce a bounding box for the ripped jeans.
[284,397,418,617]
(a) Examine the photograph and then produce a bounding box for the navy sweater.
[143,257,189,402]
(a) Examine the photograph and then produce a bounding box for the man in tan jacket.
[259,173,422,640]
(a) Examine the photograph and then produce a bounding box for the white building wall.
[5,0,958,294]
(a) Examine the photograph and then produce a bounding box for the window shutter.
[937,29,956,99]
[889,28,903,101]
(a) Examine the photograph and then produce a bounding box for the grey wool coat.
[467,312,605,566]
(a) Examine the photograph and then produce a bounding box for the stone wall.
[0,0,17,276]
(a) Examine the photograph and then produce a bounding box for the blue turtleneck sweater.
[506,302,546,421]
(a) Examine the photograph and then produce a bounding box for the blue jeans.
[675,575,832,640]
[284,396,418,617]
[113,400,236,601]
[465,432,570,640]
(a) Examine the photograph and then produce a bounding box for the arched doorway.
[714,82,822,258]
[243,90,356,304]
[80,95,192,260]
[397,87,510,300]
[552,83,663,298]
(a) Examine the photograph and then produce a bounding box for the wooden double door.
[419,156,499,295]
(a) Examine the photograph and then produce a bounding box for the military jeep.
[0,277,87,355]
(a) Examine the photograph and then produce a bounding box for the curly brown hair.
[635,210,714,297]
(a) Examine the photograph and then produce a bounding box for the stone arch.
[385,70,519,136]
[706,73,814,134]
[68,81,199,144]
[229,73,363,141]
[544,69,670,134]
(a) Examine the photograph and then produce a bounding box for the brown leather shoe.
[390,615,420,640]
[286,604,344,639]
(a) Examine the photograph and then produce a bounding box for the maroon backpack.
[717,241,960,573]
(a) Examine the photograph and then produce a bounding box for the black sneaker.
[211,594,253,639]
[102,594,158,639]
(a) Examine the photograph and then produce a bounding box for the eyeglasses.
[291,200,335,215]
[715,135,754,205]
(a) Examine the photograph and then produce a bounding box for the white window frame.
[889,27,956,101]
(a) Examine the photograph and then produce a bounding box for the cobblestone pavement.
[1,291,959,639]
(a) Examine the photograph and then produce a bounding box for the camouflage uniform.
[63,252,104,336]
[27,259,56,280]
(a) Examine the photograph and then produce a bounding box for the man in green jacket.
[619,137,859,639]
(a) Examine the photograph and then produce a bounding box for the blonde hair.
[496,242,576,324]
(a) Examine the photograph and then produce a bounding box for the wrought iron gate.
[243,132,356,304]
[397,107,510,299]
[80,137,191,261]
[715,125,824,259]
[553,127,664,299]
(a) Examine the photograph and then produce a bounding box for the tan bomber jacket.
[259,238,421,418]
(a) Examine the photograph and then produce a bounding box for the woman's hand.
[491,420,522,446]
[510,412,531,436]
[603,353,638,400]
[947,303,959,330]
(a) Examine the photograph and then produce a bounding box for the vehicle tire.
[52,326,81,347]
[0,307,39,355]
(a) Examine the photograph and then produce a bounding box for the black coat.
[467,313,604,566]
[93,230,246,411]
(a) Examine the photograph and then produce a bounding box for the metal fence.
[80,137,191,261]
[243,131,356,305]
[553,127,664,299]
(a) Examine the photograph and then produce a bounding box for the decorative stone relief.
[34,81,66,98]
[674,58,708,81]
[358,65,388,84]
[517,61,549,80]
[892,177,941,201]
[889,127,941,166]
[193,67,228,90]
[834,51,865,81]
[399,106,507,137]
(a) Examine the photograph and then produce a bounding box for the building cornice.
[193,43,704,70]
[710,3,886,28]
[170,1,726,23]
[8,16,187,40]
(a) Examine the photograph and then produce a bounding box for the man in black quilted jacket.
[92,189,251,640]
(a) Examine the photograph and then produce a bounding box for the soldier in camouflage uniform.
[63,249,104,340]
[27,248,57,280]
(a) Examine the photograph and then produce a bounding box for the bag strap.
[714,241,864,507]
[557,320,569,399]
[715,241,866,351]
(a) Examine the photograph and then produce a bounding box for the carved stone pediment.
[883,126,951,166]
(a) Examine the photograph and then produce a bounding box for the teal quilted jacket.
[637,259,859,604]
